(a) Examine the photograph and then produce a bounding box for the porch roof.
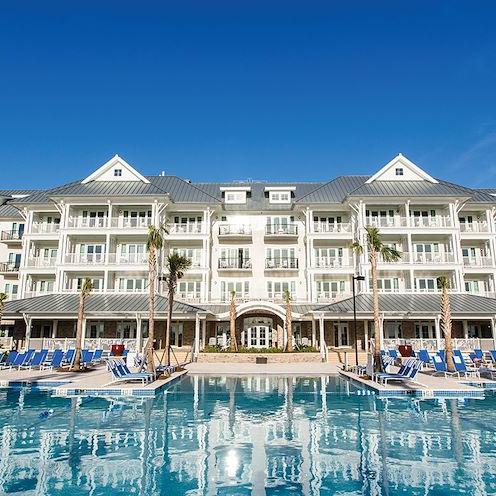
[315,293,496,317]
[3,293,204,318]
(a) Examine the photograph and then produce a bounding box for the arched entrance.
[242,316,274,348]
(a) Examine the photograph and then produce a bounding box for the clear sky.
[1,1,496,189]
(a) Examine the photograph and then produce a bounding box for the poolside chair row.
[107,359,154,385]
[0,348,106,370]
[373,358,423,386]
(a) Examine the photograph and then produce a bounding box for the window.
[224,191,247,204]
[221,281,249,301]
[316,280,345,297]
[415,278,436,291]
[178,281,202,299]
[267,281,296,299]
[269,190,291,204]
[114,168,122,177]
[395,168,404,176]
[118,278,146,292]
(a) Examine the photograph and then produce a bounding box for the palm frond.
[380,246,402,263]
[350,241,363,255]
[146,225,165,252]
[81,278,93,296]
[437,276,449,290]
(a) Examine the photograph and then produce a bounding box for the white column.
[201,319,206,350]
[435,315,442,350]
[364,320,369,352]
[194,314,200,358]
[23,314,32,349]
[319,315,325,351]
[136,314,143,353]
[311,318,316,347]
[52,320,58,338]
[491,317,496,350]
[463,320,469,340]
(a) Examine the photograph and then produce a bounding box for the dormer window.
[395,168,404,176]
[114,168,122,177]
[269,191,291,204]
[220,186,250,204]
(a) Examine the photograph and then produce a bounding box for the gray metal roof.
[0,203,23,219]
[296,176,370,204]
[316,293,496,315]
[4,293,203,316]
[0,189,39,197]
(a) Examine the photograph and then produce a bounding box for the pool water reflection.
[0,375,495,495]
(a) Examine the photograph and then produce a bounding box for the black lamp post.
[352,274,365,366]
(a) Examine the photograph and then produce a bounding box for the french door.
[333,323,349,347]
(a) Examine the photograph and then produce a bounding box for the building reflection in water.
[0,377,495,495]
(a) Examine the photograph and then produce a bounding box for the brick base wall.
[197,352,323,363]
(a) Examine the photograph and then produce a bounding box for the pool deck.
[339,368,488,398]
[0,365,187,397]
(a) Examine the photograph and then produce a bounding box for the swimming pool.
[0,375,495,495]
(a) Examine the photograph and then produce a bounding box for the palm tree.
[0,292,7,328]
[145,225,165,373]
[72,278,93,371]
[351,227,401,371]
[164,252,192,366]
[229,290,238,351]
[438,276,455,372]
[284,289,293,352]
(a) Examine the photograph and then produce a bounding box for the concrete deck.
[0,365,187,397]
[186,362,340,375]
[340,368,487,398]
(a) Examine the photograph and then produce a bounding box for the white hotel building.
[2,153,496,357]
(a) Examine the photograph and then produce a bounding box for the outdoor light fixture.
[352,275,365,367]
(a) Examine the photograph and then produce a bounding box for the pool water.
[0,375,495,495]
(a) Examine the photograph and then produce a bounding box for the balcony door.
[171,323,184,347]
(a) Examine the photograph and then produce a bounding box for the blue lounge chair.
[20,350,48,369]
[432,355,460,378]
[388,349,399,359]
[42,349,64,370]
[108,360,153,385]
[0,351,19,369]
[92,349,103,363]
[81,350,94,366]
[9,352,28,369]
[452,354,480,378]
[417,349,432,366]
[376,359,423,386]
[64,349,75,365]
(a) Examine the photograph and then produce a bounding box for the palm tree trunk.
[146,246,156,373]
[285,302,293,352]
[73,292,85,370]
[442,287,455,372]
[166,280,174,366]
[229,297,238,351]
[370,250,382,372]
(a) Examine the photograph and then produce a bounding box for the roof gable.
[81,155,150,184]
[366,154,438,184]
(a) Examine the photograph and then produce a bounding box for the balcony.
[267,292,296,302]
[265,224,298,237]
[169,223,203,234]
[0,262,19,273]
[377,252,411,264]
[410,216,452,228]
[26,256,57,268]
[110,217,153,229]
[1,230,23,242]
[67,217,108,229]
[177,291,202,302]
[316,291,350,302]
[265,257,299,270]
[64,253,106,265]
[218,257,252,270]
[108,253,148,265]
[365,217,407,228]
[313,257,353,269]
[31,223,60,234]
[218,224,252,237]
[312,222,351,234]
[412,252,455,264]
[460,221,489,233]
[463,256,494,268]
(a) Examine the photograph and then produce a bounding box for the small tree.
[438,276,455,372]
[351,227,401,371]
[72,279,93,370]
[229,291,238,351]
[284,289,293,352]
[164,253,191,365]
[145,225,166,373]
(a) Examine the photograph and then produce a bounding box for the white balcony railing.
[110,217,153,229]
[218,224,252,236]
[377,252,410,264]
[267,292,297,302]
[460,221,489,233]
[26,256,57,268]
[31,223,60,234]
[64,253,106,264]
[463,256,493,267]
[169,223,203,234]
[177,292,202,302]
[312,222,351,234]
[107,253,148,264]
[365,217,407,228]
[316,291,350,302]
[412,252,455,264]
[313,257,353,268]
[410,216,452,228]
[67,217,108,229]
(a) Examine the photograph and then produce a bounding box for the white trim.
[365,153,438,184]
[264,186,296,191]
[81,155,150,184]
[219,186,251,192]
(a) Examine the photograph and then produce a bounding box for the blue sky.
[1,1,496,188]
